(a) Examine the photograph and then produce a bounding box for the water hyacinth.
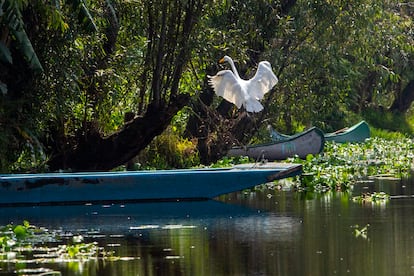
[352,192,390,204]
[0,221,116,274]
[287,137,414,193]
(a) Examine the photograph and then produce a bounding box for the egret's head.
[219,55,232,64]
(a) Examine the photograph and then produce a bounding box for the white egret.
[208,55,278,113]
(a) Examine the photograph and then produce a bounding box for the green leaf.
[0,42,12,64]
[12,29,43,71]
[67,0,97,32]
[79,2,97,32]
[13,225,27,239]
[0,82,7,95]
[3,0,43,71]
[67,245,79,258]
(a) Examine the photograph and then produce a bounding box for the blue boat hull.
[0,163,301,205]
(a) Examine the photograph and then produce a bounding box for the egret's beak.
[219,57,225,63]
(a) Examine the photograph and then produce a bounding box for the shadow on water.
[1,176,414,275]
[0,200,265,233]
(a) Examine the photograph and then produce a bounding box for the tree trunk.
[389,80,414,113]
[48,94,190,171]
[185,80,259,165]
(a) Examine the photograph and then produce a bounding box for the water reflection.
[0,201,264,233]
[1,177,414,275]
[353,176,414,198]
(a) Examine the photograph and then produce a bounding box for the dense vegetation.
[289,136,414,193]
[0,0,413,172]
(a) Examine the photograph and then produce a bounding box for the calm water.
[1,177,414,275]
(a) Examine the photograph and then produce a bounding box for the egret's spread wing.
[247,61,278,100]
[208,70,244,108]
[245,98,264,113]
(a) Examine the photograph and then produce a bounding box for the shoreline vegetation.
[211,131,414,196]
[289,136,414,193]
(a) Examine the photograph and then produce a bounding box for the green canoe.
[324,121,370,143]
[268,121,370,144]
[228,127,325,161]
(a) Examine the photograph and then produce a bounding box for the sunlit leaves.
[44,4,69,32]
[266,0,413,128]
[136,126,200,169]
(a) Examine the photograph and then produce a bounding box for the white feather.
[208,56,278,113]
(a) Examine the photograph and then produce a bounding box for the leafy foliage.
[136,127,200,169]
[0,0,101,172]
[209,155,251,168]
[288,137,414,193]
[264,0,413,132]
[0,0,42,71]
[0,0,413,171]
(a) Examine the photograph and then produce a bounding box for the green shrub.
[136,127,200,169]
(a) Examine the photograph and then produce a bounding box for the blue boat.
[0,162,301,206]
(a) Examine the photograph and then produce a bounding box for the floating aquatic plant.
[352,192,390,204]
[0,221,119,274]
[209,156,251,168]
[287,137,414,193]
[352,224,370,239]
